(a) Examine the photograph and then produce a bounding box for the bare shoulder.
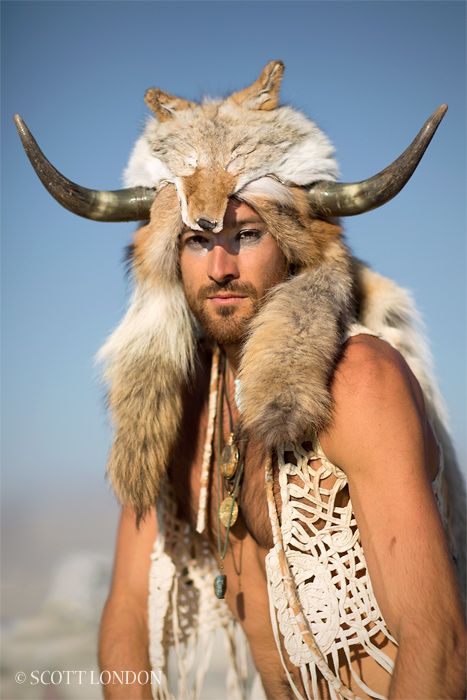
[329,333,425,422]
[319,333,438,479]
[333,333,424,408]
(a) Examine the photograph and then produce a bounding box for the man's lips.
[207,294,247,304]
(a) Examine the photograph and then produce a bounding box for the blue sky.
[1,1,465,615]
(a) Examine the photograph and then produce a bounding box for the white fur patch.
[359,266,448,426]
[97,283,195,375]
[173,177,191,227]
[237,176,296,206]
[123,134,173,188]
[273,106,340,184]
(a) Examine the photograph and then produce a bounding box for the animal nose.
[197,217,217,231]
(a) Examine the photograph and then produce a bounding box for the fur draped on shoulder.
[97,187,198,523]
[236,189,355,446]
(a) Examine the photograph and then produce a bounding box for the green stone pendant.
[214,574,227,599]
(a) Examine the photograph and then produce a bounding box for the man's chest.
[169,420,275,552]
[167,365,342,557]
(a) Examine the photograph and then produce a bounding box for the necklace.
[213,353,244,599]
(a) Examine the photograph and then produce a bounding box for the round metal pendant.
[221,438,239,479]
[219,496,238,527]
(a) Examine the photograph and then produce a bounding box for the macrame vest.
[147,324,449,700]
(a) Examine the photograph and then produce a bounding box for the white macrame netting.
[265,439,401,700]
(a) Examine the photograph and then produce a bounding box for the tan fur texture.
[228,60,285,111]
[238,256,354,447]
[131,185,183,285]
[180,166,236,233]
[98,186,197,524]
[236,189,354,445]
[144,88,196,122]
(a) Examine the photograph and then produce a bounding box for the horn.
[308,105,448,217]
[14,114,156,222]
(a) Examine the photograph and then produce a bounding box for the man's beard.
[185,281,260,345]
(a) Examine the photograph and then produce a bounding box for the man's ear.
[228,60,284,111]
[145,88,197,121]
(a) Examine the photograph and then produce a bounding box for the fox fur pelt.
[97,63,465,591]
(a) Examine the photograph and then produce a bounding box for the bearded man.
[15,62,466,700]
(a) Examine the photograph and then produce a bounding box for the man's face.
[179,199,289,345]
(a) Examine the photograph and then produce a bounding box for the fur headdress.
[15,62,460,541]
[98,65,454,527]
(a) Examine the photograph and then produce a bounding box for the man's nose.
[207,244,239,284]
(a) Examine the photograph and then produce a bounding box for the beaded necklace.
[213,352,244,599]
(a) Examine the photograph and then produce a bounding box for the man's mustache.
[198,281,258,302]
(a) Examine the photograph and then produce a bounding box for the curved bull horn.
[14,114,156,222]
[308,105,448,217]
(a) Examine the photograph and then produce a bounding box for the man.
[97,193,464,700]
[15,62,465,699]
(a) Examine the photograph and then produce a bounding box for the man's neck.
[221,343,242,377]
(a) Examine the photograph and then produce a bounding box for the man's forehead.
[223,198,262,227]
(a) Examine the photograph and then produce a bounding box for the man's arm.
[99,505,157,699]
[320,335,466,699]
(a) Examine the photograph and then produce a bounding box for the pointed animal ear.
[228,60,284,111]
[144,88,196,121]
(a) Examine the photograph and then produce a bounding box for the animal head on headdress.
[125,60,338,233]
[14,59,446,227]
[15,62,448,521]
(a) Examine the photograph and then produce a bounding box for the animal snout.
[197,217,217,231]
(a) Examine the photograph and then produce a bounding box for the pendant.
[214,574,227,599]
[219,496,238,527]
[221,433,239,479]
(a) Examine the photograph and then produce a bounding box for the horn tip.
[436,104,448,119]
[13,113,28,138]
